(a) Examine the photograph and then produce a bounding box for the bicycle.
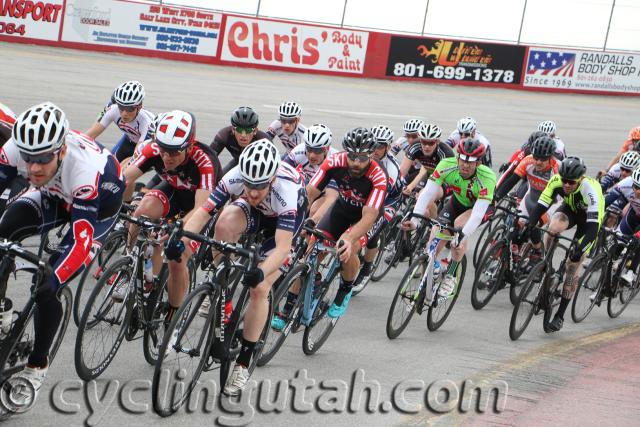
[386,215,467,339]
[509,229,578,341]
[152,222,267,417]
[258,224,342,365]
[0,240,71,418]
[74,213,179,380]
[572,228,640,322]
[471,196,535,309]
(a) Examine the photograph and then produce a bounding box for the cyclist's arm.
[184,202,215,235]
[406,166,427,192]
[85,122,106,139]
[399,156,414,177]
[123,164,144,202]
[460,199,491,242]
[413,180,442,216]
[260,228,293,277]
[494,171,521,201]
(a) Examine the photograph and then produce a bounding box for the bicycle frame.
[300,240,339,326]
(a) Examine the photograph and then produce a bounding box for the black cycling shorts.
[437,195,494,227]
[146,180,195,218]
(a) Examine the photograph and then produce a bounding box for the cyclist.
[603,126,640,173]
[0,102,16,147]
[85,81,154,162]
[211,106,271,175]
[495,136,560,262]
[537,120,566,160]
[0,103,28,213]
[353,125,403,289]
[391,118,424,156]
[266,101,306,153]
[402,123,455,200]
[445,117,492,168]
[122,111,220,316]
[525,157,604,332]
[403,138,497,298]
[307,127,388,315]
[600,150,640,193]
[164,139,306,396]
[0,102,125,408]
[283,123,338,217]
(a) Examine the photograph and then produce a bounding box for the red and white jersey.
[0,102,16,126]
[99,104,154,143]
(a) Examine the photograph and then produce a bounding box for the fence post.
[256,0,261,17]
[340,0,348,27]
[516,0,528,44]
[421,0,430,36]
[603,0,616,51]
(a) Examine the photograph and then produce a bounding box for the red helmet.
[457,137,485,161]
[628,126,640,141]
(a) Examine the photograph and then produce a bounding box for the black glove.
[569,245,583,263]
[164,239,185,262]
[498,162,509,174]
[243,267,264,288]
[302,217,316,230]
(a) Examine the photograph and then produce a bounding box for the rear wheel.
[371,221,400,282]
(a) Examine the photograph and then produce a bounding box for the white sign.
[0,0,63,41]
[61,0,222,57]
[524,48,640,94]
[221,16,368,74]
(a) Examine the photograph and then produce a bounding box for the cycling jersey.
[538,175,604,224]
[210,125,271,173]
[600,163,626,192]
[404,141,455,177]
[283,142,338,183]
[309,152,388,214]
[430,157,496,208]
[514,155,559,197]
[0,130,125,288]
[377,153,402,206]
[266,120,306,153]
[99,104,154,145]
[553,137,566,160]
[204,162,305,233]
[605,176,640,215]
[390,136,410,156]
[0,102,16,147]
[445,130,492,167]
[132,141,221,192]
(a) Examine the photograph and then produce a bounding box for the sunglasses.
[158,147,185,157]
[280,118,297,125]
[234,126,255,135]
[20,150,57,164]
[347,152,370,163]
[306,147,326,155]
[243,180,270,190]
[420,139,438,147]
[621,167,632,173]
[561,178,578,185]
[460,132,472,138]
[117,104,138,113]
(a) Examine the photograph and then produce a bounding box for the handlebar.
[0,240,51,276]
[410,213,461,237]
[301,223,339,247]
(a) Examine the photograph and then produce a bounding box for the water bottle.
[144,245,154,293]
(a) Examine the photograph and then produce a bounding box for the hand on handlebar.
[401,219,418,231]
[243,266,264,288]
[336,238,351,262]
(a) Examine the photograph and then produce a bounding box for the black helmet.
[342,127,376,153]
[231,106,259,128]
[559,156,586,180]
[531,136,556,159]
[523,130,547,153]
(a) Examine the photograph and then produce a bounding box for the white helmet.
[113,80,145,106]
[371,125,394,145]
[537,120,556,136]
[278,101,302,118]
[12,102,69,155]
[155,110,195,151]
[457,117,477,134]
[620,151,640,170]
[632,167,640,187]
[239,139,280,185]
[403,119,424,134]
[419,123,442,140]
[304,124,332,149]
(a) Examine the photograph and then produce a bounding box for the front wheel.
[427,256,466,331]
[386,255,426,339]
[571,255,606,323]
[471,243,507,310]
[509,262,545,341]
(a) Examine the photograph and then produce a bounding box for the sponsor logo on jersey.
[100,182,121,194]
[73,184,97,200]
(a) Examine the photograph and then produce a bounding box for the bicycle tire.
[571,254,606,323]
[471,243,507,310]
[473,223,505,270]
[509,262,546,341]
[370,223,402,282]
[510,243,536,305]
[427,256,467,331]
[74,257,134,381]
[386,255,426,339]
[152,284,217,417]
[607,270,637,319]
[49,286,73,364]
[143,265,169,365]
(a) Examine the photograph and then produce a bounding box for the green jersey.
[538,175,604,225]
[430,157,496,208]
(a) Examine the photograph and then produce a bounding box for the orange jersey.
[514,155,559,193]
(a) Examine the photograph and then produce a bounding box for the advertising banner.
[385,36,525,86]
[61,0,221,57]
[523,48,640,94]
[220,16,368,74]
[0,0,64,41]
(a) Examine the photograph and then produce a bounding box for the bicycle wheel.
[473,222,505,269]
[510,243,536,305]
[73,228,127,326]
[257,263,307,367]
[607,267,638,319]
[386,255,426,339]
[49,286,73,364]
[371,221,400,282]
[143,265,169,365]
[471,243,507,310]
[74,257,134,381]
[509,262,545,341]
[427,256,467,331]
[302,256,341,355]
[152,285,217,417]
[571,254,606,323]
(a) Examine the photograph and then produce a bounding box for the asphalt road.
[2,43,640,426]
